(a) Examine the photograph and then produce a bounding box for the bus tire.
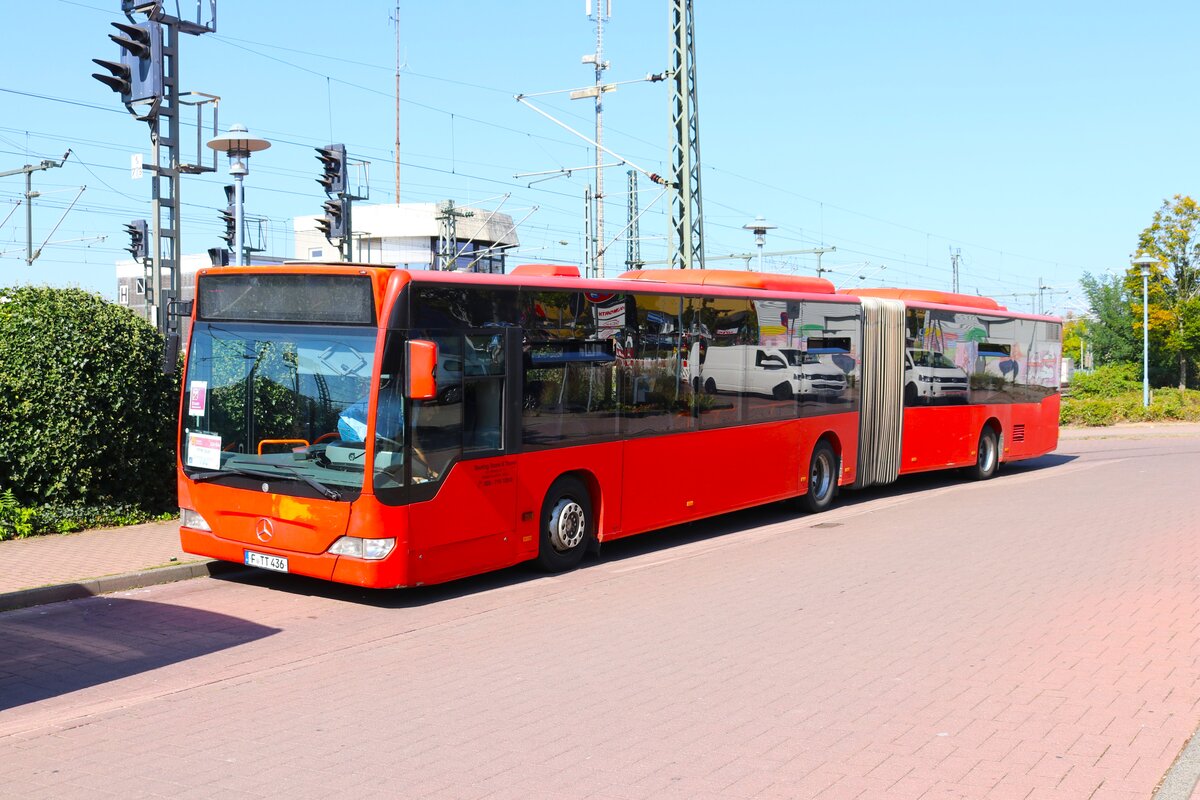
[969,426,999,481]
[536,477,592,572]
[803,441,837,513]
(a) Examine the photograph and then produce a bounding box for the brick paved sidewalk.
[0,519,225,612]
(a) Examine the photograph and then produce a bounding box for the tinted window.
[618,294,693,437]
[410,286,519,329]
[799,301,859,417]
[521,290,620,448]
[199,274,375,324]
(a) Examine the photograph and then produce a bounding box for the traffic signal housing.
[219,185,236,248]
[124,219,149,261]
[315,144,347,195]
[316,198,347,241]
[92,21,163,105]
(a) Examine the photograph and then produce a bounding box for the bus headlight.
[180,507,211,532]
[328,536,396,561]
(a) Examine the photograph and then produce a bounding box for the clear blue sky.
[2,1,1196,316]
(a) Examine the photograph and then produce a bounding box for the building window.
[309,248,323,259]
[119,284,129,305]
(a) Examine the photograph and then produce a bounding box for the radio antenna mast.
[393,2,402,204]
[585,0,611,277]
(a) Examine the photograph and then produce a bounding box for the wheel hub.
[550,500,585,552]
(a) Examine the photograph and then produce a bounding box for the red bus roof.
[406,266,857,303]
[617,268,836,294]
[842,287,1004,311]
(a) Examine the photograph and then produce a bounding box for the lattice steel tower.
[668,0,704,270]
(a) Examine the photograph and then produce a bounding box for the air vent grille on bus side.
[1011,424,1026,443]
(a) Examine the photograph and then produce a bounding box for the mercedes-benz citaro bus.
[177,264,1061,588]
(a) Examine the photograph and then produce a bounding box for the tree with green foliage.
[0,286,176,510]
[1078,271,1140,368]
[1133,194,1200,389]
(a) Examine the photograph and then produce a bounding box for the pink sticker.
[188,381,208,417]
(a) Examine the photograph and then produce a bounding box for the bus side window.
[410,333,464,481]
[463,333,504,453]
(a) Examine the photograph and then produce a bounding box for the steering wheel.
[312,432,340,445]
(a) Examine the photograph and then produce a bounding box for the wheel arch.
[552,468,605,545]
[982,416,1003,461]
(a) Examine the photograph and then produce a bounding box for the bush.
[1061,387,1200,425]
[0,484,175,541]
[0,286,177,512]
[1069,363,1142,397]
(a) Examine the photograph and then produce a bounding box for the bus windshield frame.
[180,318,383,501]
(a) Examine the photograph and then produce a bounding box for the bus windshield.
[180,320,380,497]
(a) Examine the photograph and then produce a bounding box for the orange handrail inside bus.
[258,438,310,455]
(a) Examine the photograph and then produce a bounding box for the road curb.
[0,560,252,613]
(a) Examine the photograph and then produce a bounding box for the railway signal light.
[315,144,347,195]
[219,185,236,248]
[124,219,149,260]
[91,21,163,105]
[316,198,347,241]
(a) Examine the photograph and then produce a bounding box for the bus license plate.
[244,550,289,573]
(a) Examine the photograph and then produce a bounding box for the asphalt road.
[2,430,1199,799]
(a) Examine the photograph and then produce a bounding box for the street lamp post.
[206,124,271,266]
[742,216,776,272]
[1132,253,1156,407]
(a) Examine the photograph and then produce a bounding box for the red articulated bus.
[177,263,1061,588]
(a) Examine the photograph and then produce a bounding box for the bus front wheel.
[536,477,592,572]
[803,441,837,513]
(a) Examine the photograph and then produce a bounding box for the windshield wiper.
[190,463,343,501]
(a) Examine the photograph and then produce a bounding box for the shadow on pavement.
[210,452,1078,610]
[0,598,279,711]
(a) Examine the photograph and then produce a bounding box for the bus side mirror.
[407,339,438,400]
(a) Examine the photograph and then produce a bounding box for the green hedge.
[1061,387,1200,426]
[1,490,173,539]
[0,286,177,525]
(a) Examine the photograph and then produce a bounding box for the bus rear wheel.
[969,427,999,481]
[802,441,837,513]
[536,477,592,572]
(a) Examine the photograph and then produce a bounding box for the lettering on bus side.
[472,459,516,489]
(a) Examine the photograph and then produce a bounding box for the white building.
[293,202,519,272]
[117,201,522,332]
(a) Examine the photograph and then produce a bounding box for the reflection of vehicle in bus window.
[692,344,847,400]
[904,348,969,404]
[783,348,849,400]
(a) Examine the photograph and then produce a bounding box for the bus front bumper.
[180,526,410,589]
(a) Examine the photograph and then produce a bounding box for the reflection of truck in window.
[694,344,848,400]
[904,348,969,405]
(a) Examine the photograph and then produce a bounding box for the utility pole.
[92,1,218,371]
[584,1,610,276]
[395,2,401,205]
[1037,279,1067,315]
[0,152,70,265]
[625,169,641,270]
[435,200,474,270]
[584,185,594,278]
[950,247,961,293]
[668,0,704,269]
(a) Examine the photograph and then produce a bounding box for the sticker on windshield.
[186,432,221,470]
[188,381,208,417]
